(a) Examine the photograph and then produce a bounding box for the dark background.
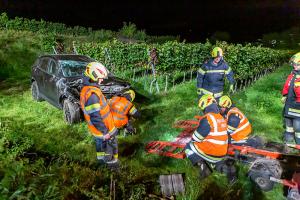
[0,0,299,42]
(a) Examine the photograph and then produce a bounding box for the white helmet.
[84,62,108,81]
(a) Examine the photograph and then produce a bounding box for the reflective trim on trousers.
[286,126,294,133]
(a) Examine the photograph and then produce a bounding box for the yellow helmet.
[198,94,216,110]
[84,62,108,81]
[219,95,232,108]
[290,52,300,67]
[211,47,223,58]
[124,90,135,101]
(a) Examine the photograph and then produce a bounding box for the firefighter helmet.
[211,47,223,58]
[219,95,232,108]
[198,94,216,110]
[84,62,108,81]
[124,90,135,102]
[290,52,300,67]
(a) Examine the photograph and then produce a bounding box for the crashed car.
[31,54,131,124]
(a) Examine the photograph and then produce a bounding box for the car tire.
[248,169,274,191]
[31,81,43,102]
[63,99,81,124]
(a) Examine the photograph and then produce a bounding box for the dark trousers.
[284,117,300,144]
[95,136,118,163]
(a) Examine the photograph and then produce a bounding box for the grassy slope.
[0,64,291,199]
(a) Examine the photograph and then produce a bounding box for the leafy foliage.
[77,40,290,80]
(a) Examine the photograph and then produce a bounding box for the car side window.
[39,58,49,71]
[47,60,58,75]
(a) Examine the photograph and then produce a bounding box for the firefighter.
[109,90,141,134]
[197,47,235,100]
[80,62,119,169]
[282,52,300,144]
[218,95,253,145]
[185,94,236,182]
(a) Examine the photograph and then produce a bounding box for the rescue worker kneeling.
[109,90,141,134]
[80,62,119,169]
[185,94,236,182]
[218,95,253,144]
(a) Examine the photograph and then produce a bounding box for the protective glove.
[281,96,287,104]
[229,85,234,94]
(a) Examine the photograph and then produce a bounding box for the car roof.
[39,54,95,62]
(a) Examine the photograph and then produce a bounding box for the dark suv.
[31,54,131,124]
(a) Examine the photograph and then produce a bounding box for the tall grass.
[0,63,291,199]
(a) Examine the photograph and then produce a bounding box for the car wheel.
[31,81,43,102]
[63,99,81,124]
[248,170,274,191]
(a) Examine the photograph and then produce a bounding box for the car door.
[37,57,50,95]
[44,59,60,105]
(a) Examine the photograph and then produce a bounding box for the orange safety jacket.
[192,113,228,157]
[109,96,137,128]
[227,107,252,141]
[80,86,117,137]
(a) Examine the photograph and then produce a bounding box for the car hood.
[59,75,131,101]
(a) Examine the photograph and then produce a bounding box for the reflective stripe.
[289,108,300,114]
[108,127,118,136]
[129,107,137,115]
[231,139,247,144]
[228,125,237,131]
[112,109,124,115]
[225,67,232,75]
[192,131,204,142]
[202,139,228,145]
[198,68,206,75]
[100,95,107,108]
[231,122,250,135]
[102,111,110,119]
[207,114,218,133]
[286,126,294,133]
[114,116,126,120]
[295,132,300,138]
[201,89,223,98]
[122,102,130,113]
[287,112,300,117]
[190,143,223,163]
[205,70,225,73]
[97,152,111,160]
[201,88,213,95]
[85,103,101,111]
[213,92,223,98]
[86,108,101,114]
[209,131,228,136]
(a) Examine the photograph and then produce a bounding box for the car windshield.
[59,60,89,77]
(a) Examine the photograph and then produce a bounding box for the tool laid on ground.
[145,116,300,199]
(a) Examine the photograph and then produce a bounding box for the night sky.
[0,0,299,42]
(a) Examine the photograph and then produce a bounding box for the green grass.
[0,64,292,199]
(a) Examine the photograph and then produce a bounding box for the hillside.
[0,62,291,199]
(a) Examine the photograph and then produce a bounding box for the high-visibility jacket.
[282,71,300,118]
[227,107,252,141]
[191,112,228,157]
[109,96,138,128]
[80,85,117,137]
